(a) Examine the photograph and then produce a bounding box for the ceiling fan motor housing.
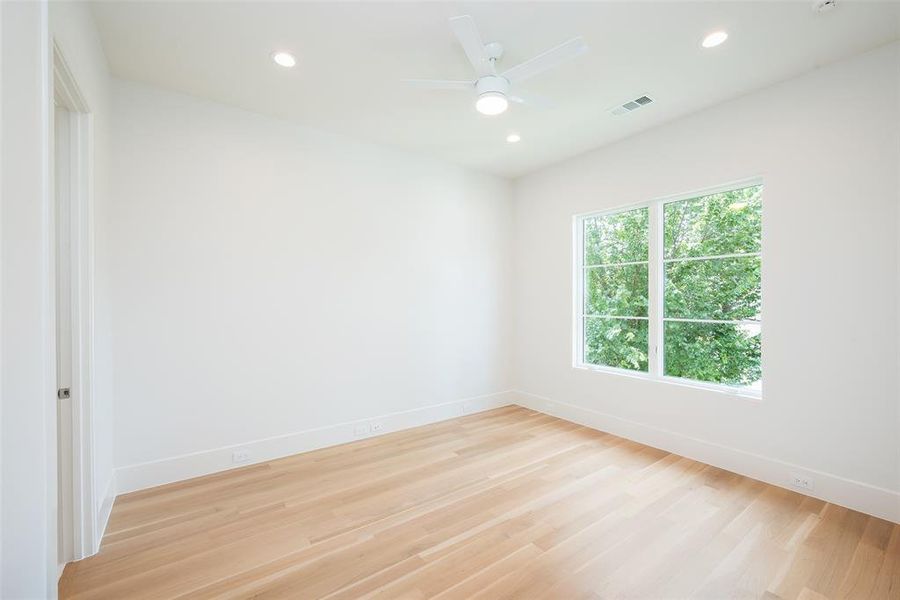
[475,75,510,97]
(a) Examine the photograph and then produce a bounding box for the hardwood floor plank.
[61,407,899,599]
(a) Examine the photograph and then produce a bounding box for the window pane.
[664,321,761,386]
[664,185,762,259]
[665,256,760,321]
[585,264,649,317]
[584,207,649,265]
[584,317,648,372]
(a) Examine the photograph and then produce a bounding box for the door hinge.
[58,388,70,400]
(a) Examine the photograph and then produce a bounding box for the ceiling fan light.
[701,31,728,48]
[475,92,508,116]
[271,51,297,68]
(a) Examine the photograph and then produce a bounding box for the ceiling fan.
[403,15,588,116]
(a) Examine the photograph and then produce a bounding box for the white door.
[55,104,75,568]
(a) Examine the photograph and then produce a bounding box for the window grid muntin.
[663,251,760,264]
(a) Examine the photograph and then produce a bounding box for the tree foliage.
[583,186,762,387]
[585,317,648,372]
[583,207,650,372]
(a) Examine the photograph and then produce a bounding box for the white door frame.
[52,41,98,559]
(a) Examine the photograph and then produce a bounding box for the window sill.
[573,363,763,402]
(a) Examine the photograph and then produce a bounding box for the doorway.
[55,101,75,568]
[53,42,98,571]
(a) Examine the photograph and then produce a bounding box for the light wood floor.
[61,406,899,599]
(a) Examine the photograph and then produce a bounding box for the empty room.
[2,0,899,598]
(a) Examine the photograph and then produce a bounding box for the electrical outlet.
[232,449,250,464]
[790,472,814,491]
[371,421,384,433]
[353,423,371,436]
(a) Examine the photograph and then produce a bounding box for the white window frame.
[573,178,763,400]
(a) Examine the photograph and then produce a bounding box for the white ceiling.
[89,1,900,178]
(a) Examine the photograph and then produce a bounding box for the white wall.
[512,43,900,519]
[49,0,116,548]
[1,2,56,597]
[1,2,113,595]
[108,80,513,486]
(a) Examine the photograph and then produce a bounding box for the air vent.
[813,0,837,13]
[610,95,654,116]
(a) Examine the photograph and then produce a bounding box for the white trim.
[95,473,115,546]
[573,362,761,400]
[651,176,765,205]
[114,391,516,495]
[572,216,584,367]
[511,391,900,524]
[650,198,664,375]
[574,201,651,220]
[572,179,765,222]
[656,374,761,399]
[52,41,98,559]
[583,314,648,320]
[1,3,4,590]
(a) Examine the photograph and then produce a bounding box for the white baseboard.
[115,390,516,495]
[95,473,116,550]
[109,388,897,525]
[511,390,900,524]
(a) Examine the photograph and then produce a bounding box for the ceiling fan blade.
[401,79,474,91]
[501,37,588,84]
[449,15,493,76]
[509,93,555,110]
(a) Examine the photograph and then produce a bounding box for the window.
[575,182,762,395]
[581,207,650,372]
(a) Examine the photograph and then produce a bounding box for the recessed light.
[506,133,521,143]
[271,51,296,68]
[475,92,508,116]
[701,31,728,49]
